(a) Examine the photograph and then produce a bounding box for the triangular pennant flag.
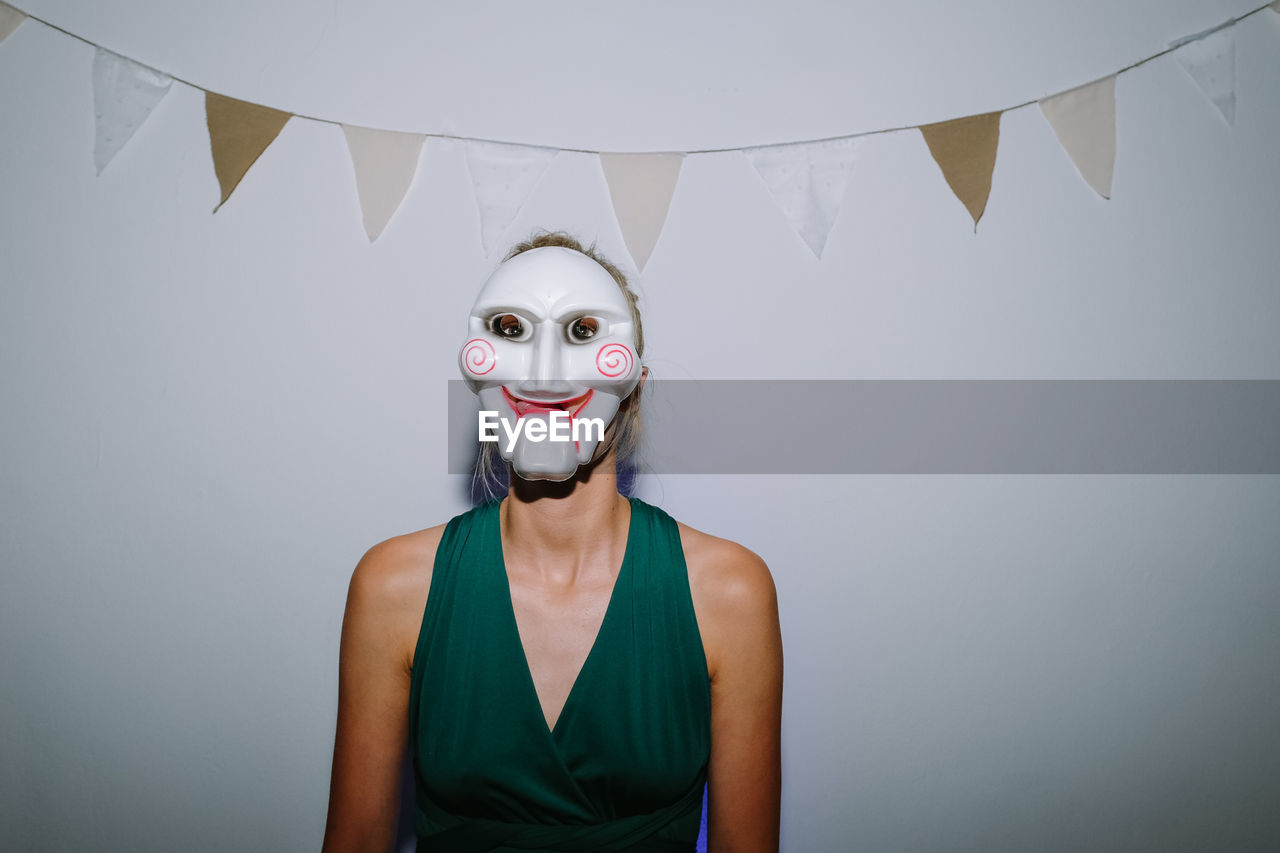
[1038,75,1116,199]
[1173,28,1236,126]
[464,140,557,256]
[598,152,684,271]
[341,125,425,242]
[205,92,292,212]
[0,2,25,43]
[93,48,173,175]
[743,137,857,258]
[919,111,1002,229]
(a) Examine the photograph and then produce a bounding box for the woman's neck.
[500,453,631,582]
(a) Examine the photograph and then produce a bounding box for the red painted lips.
[501,387,594,418]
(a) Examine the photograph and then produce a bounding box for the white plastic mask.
[458,246,642,482]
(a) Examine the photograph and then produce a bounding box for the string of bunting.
[1,2,1277,269]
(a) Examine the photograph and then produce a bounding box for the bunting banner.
[599,152,684,271]
[743,137,858,259]
[919,112,1002,229]
[93,48,172,175]
[205,92,292,211]
[1038,76,1116,199]
[0,1,1276,256]
[464,140,558,257]
[1173,28,1237,126]
[341,125,425,242]
[0,2,23,44]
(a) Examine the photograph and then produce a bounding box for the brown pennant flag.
[919,111,1002,229]
[205,92,292,212]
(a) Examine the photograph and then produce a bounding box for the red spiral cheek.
[461,339,497,376]
[595,343,634,379]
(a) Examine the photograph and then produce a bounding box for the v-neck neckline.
[494,497,638,741]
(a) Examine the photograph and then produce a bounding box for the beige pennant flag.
[0,2,25,43]
[599,152,684,271]
[205,92,292,212]
[919,112,1001,228]
[1038,76,1116,199]
[341,125,425,242]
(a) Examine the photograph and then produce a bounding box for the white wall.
[2,1,1278,850]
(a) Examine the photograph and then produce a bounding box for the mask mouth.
[501,387,595,419]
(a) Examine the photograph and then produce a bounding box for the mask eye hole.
[489,313,528,340]
[568,317,601,343]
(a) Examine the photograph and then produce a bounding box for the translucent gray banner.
[447,380,1280,474]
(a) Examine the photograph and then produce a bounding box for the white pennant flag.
[464,140,557,256]
[598,152,684,271]
[93,48,173,174]
[1038,75,1116,199]
[1172,27,1236,127]
[341,125,425,242]
[743,137,857,258]
[0,2,27,44]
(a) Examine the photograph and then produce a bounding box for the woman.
[322,233,783,852]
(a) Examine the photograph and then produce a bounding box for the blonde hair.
[472,231,646,501]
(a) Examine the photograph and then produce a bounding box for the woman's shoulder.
[676,520,776,605]
[349,499,498,595]
[675,519,779,679]
[344,523,448,670]
[355,524,445,583]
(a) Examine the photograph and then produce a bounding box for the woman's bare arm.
[685,530,784,853]
[322,533,436,853]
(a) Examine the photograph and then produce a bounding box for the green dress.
[408,497,711,853]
